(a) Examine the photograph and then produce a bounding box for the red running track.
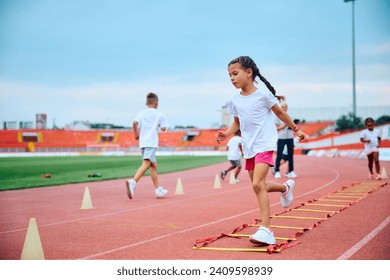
[0,155,389,260]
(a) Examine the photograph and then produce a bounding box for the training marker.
[229,172,236,184]
[20,218,45,260]
[80,186,94,209]
[381,167,388,179]
[175,177,185,195]
[213,174,221,189]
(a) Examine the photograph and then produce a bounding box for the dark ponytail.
[228,56,285,102]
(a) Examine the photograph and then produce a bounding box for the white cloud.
[358,42,390,56]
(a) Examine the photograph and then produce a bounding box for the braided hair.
[228,56,285,102]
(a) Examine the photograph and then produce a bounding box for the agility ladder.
[193,181,387,254]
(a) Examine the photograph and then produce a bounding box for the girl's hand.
[216,131,227,144]
[296,129,306,142]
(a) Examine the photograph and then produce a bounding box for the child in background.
[216,56,306,245]
[360,117,382,180]
[126,92,169,199]
[221,130,243,183]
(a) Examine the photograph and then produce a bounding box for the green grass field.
[0,155,226,191]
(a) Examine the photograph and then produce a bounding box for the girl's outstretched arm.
[271,104,306,141]
[216,117,240,144]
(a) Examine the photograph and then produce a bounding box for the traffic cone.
[80,186,94,209]
[20,218,45,260]
[381,167,388,179]
[175,177,185,195]
[229,172,236,184]
[213,174,221,189]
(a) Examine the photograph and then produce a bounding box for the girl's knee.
[252,182,266,193]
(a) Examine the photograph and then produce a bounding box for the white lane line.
[337,214,390,260]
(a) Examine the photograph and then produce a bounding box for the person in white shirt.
[125,92,169,199]
[216,56,306,246]
[274,102,298,179]
[220,130,243,182]
[360,117,382,180]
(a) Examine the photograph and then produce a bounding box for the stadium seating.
[0,121,347,153]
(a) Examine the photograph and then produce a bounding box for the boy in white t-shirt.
[360,117,382,180]
[221,130,243,182]
[125,92,169,199]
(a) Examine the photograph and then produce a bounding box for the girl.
[360,117,382,180]
[216,56,306,245]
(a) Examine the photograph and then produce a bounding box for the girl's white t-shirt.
[227,90,278,159]
[360,128,381,154]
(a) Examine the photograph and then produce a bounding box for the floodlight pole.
[344,0,356,118]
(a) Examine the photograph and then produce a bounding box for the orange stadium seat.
[0,121,336,152]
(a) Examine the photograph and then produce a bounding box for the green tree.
[335,112,364,131]
[376,115,390,125]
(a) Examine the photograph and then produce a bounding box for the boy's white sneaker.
[280,179,295,208]
[155,186,168,198]
[249,227,276,245]
[274,172,281,179]
[287,171,298,178]
[126,179,136,199]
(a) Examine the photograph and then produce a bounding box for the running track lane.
[0,155,389,260]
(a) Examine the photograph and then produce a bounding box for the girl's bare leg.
[250,163,272,228]
[373,152,380,174]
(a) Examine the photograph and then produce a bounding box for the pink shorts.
[245,151,275,171]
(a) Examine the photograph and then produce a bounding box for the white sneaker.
[274,172,281,179]
[235,178,240,183]
[249,227,276,245]
[126,179,136,199]
[155,186,168,198]
[287,171,298,178]
[280,179,295,208]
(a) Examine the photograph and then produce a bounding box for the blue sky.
[0,0,389,128]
